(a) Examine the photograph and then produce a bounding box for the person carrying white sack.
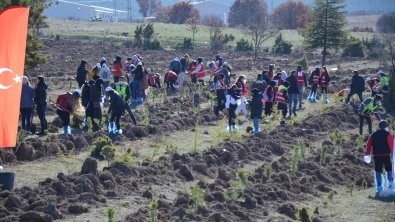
[235,75,249,119]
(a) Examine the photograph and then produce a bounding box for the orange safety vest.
[297,71,305,87]
[275,85,287,104]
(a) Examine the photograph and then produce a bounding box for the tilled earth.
[0,106,373,221]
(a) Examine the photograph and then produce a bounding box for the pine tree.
[303,0,347,66]
[0,0,50,68]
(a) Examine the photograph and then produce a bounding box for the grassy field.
[42,19,374,51]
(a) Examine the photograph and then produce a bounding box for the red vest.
[320,75,327,87]
[297,71,305,87]
[273,78,283,94]
[196,64,206,79]
[56,93,72,113]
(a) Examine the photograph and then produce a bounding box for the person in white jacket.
[99,63,111,95]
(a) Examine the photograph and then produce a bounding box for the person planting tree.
[56,89,84,135]
[105,86,125,135]
[358,94,383,135]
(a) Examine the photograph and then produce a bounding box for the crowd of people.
[19,53,392,137]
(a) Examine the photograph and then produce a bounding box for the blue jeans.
[132,80,141,100]
[253,118,260,133]
[298,87,304,108]
[288,94,297,113]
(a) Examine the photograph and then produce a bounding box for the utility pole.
[113,0,118,22]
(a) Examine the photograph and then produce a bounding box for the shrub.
[123,40,134,48]
[91,135,113,158]
[107,208,115,222]
[178,37,193,49]
[294,54,309,70]
[236,38,253,52]
[299,207,312,222]
[342,37,366,58]
[191,183,205,208]
[145,39,162,50]
[102,145,116,166]
[272,34,292,54]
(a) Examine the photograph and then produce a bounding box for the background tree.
[376,12,395,33]
[243,6,276,58]
[271,0,311,29]
[202,15,225,51]
[187,16,200,44]
[228,0,268,28]
[167,2,199,24]
[136,0,160,18]
[0,0,49,69]
[303,0,347,66]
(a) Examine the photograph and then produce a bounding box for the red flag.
[0,6,30,148]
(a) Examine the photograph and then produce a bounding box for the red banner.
[0,6,30,148]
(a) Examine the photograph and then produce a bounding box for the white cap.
[73,89,81,96]
[101,57,106,61]
[137,62,143,66]
[96,63,101,69]
[365,77,371,82]
[377,70,384,75]
[22,76,29,84]
[105,86,114,92]
[146,68,151,74]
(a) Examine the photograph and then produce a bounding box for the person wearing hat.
[55,89,83,135]
[345,70,365,104]
[250,88,263,133]
[319,66,331,103]
[76,60,88,88]
[275,81,290,124]
[365,120,394,193]
[34,76,48,136]
[308,67,320,102]
[115,76,137,125]
[105,86,125,135]
[20,76,36,134]
[358,94,383,135]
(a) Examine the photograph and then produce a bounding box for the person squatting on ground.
[250,88,263,133]
[191,57,205,85]
[214,73,226,116]
[105,87,125,135]
[264,80,276,116]
[56,89,83,135]
[20,76,35,134]
[115,76,137,125]
[275,81,290,124]
[147,68,161,88]
[34,76,48,136]
[365,120,394,193]
[345,70,365,104]
[296,65,307,109]
[308,67,320,102]
[170,57,182,88]
[319,66,331,103]
[76,60,88,88]
[358,94,382,135]
[286,71,299,118]
[164,70,178,92]
[113,56,122,83]
[235,75,249,119]
[226,84,241,132]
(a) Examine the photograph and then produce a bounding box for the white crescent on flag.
[0,68,13,89]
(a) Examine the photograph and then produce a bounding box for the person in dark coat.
[81,80,94,130]
[76,60,88,88]
[261,70,270,85]
[286,71,299,117]
[20,76,36,134]
[345,70,365,104]
[105,86,125,135]
[87,78,103,130]
[250,88,263,133]
[34,76,48,136]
